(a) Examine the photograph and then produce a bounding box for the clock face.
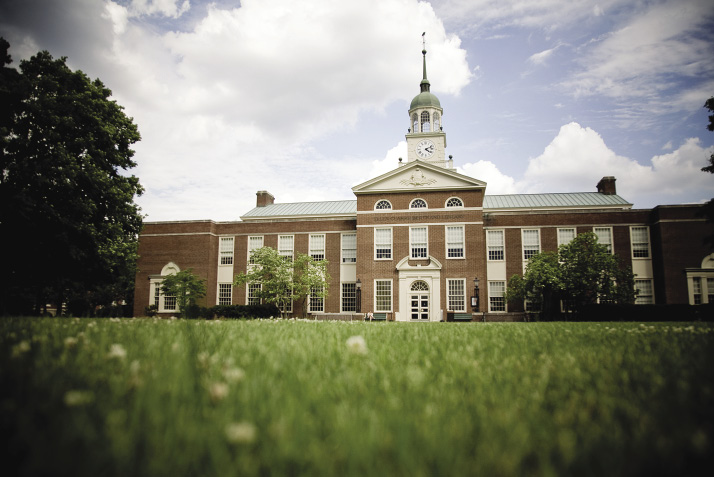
[416,140,436,159]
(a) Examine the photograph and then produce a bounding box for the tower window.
[420,111,430,132]
[433,112,440,130]
[412,114,418,133]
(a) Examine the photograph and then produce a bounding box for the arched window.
[410,280,429,291]
[433,112,440,131]
[375,200,392,210]
[412,114,418,133]
[420,111,430,132]
[446,197,463,208]
[410,198,427,209]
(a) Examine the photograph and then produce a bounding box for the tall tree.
[506,232,636,317]
[160,269,207,316]
[234,247,330,318]
[0,39,143,315]
[699,97,714,248]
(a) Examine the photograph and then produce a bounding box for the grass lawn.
[1,318,713,476]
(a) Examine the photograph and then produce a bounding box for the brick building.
[133,49,714,319]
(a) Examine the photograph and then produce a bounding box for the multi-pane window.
[410,227,428,258]
[433,112,440,131]
[375,228,392,259]
[154,283,160,308]
[410,198,427,209]
[164,295,177,311]
[487,230,505,261]
[342,233,356,263]
[489,281,506,312]
[375,200,392,210]
[522,229,541,260]
[278,235,294,261]
[280,298,293,314]
[693,277,702,305]
[247,283,261,305]
[558,228,576,247]
[341,283,356,312]
[631,227,650,258]
[635,279,653,305]
[220,237,234,265]
[375,280,392,312]
[310,234,325,260]
[248,236,263,264]
[594,227,613,253]
[446,197,463,207]
[446,226,464,258]
[218,283,232,305]
[309,286,324,312]
[447,279,466,312]
[420,111,430,132]
[412,114,418,133]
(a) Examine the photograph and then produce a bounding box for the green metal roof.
[410,91,441,110]
[483,193,632,210]
[241,200,357,219]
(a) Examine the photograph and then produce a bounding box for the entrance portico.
[395,256,442,322]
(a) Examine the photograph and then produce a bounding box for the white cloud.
[527,46,556,66]
[129,0,190,18]
[459,161,517,194]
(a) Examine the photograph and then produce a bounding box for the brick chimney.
[256,190,275,207]
[596,176,617,195]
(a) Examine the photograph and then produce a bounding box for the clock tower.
[405,43,450,168]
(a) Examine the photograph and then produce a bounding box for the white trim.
[309,233,326,260]
[356,207,482,214]
[445,224,465,259]
[341,232,357,263]
[374,279,393,313]
[374,227,393,260]
[409,226,429,259]
[630,226,651,259]
[486,229,505,262]
[446,278,466,312]
[488,280,507,313]
[357,221,482,228]
[522,229,541,261]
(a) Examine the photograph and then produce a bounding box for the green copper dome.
[410,48,441,111]
[410,90,441,110]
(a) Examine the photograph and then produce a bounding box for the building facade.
[133,49,714,319]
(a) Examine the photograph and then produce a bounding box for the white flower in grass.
[64,336,79,348]
[64,390,94,407]
[11,340,31,358]
[346,335,368,355]
[107,344,127,360]
[225,422,257,444]
[222,366,245,383]
[209,382,229,402]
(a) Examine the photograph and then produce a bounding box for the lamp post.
[356,279,362,314]
[472,277,480,312]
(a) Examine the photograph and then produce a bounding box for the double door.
[410,293,429,320]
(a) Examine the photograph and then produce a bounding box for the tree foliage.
[160,269,207,315]
[0,39,143,315]
[506,232,636,318]
[699,97,714,249]
[233,247,330,318]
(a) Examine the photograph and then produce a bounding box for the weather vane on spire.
[422,32,426,53]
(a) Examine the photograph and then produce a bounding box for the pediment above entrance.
[352,161,486,195]
[396,255,443,271]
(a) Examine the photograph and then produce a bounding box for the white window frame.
[594,227,614,254]
[309,286,324,313]
[634,279,654,305]
[447,278,466,312]
[374,279,392,312]
[522,229,541,261]
[278,235,294,261]
[488,281,507,312]
[374,227,392,260]
[217,283,232,305]
[219,237,234,265]
[445,225,465,259]
[341,233,357,263]
[247,283,262,305]
[557,228,576,248]
[247,236,264,265]
[445,197,463,208]
[309,234,326,261]
[487,230,505,261]
[341,282,357,313]
[410,226,428,259]
[630,226,651,259]
[374,199,392,210]
[409,198,428,209]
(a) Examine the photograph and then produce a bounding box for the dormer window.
[375,200,392,210]
[420,111,430,132]
[446,197,463,208]
[410,198,427,209]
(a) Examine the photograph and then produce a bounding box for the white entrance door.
[410,280,430,320]
[410,293,429,320]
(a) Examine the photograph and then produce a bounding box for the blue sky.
[1,0,713,221]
